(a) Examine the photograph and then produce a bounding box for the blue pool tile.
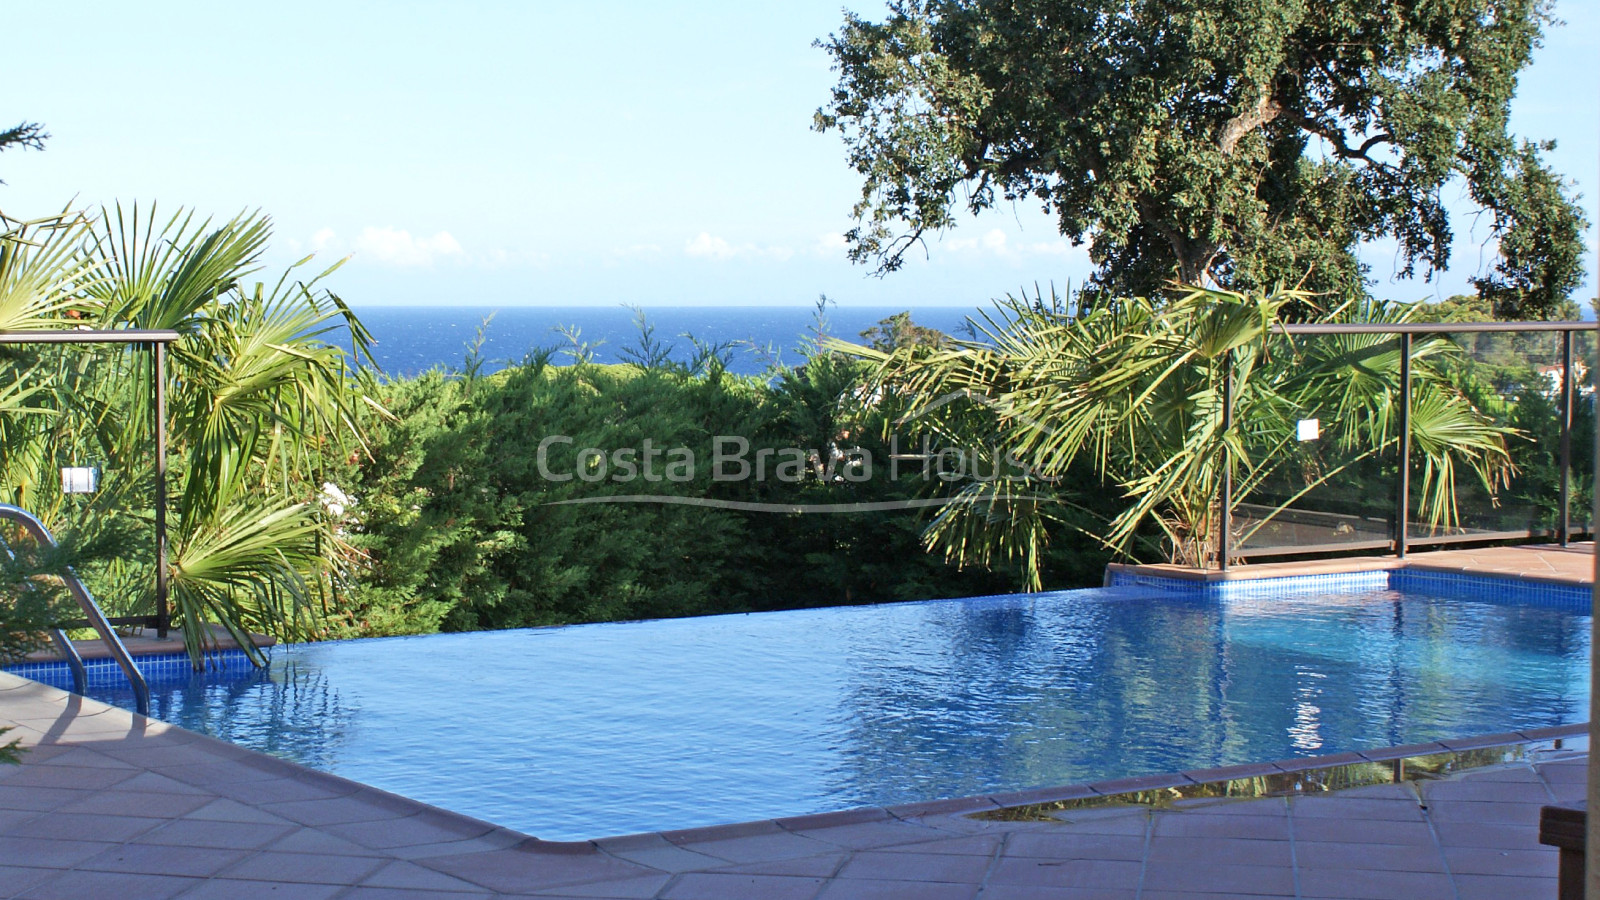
[3,649,262,691]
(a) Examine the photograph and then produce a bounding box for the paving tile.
[363,859,499,892]
[181,797,297,825]
[1049,810,1150,836]
[660,872,826,900]
[1290,816,1436,845]
[1453,873,1559,900]
[977,887,1137,900]
[15,870,203,900]
[220,850,388,884]
[985,857,1143,890]
[384,828,528,860]
[0,810,161,842]
[1431,821,1542,850]
[528,873,675,897]
[879,835,999,856]
[174,879,347,899]
[669,830,837,864]
[0,785,94,813]
[789,820,942,850]
[52,788,214,819]
[1145,836,1290,867]
[209,775,352,806]
[1167,797,1288,816]
[115,770,217,796]
[596,836,729,873]
[0,835,117,868]
[1296,867,1456,900]
[1423,778,1553,803]
[1290,796,1424,821]
[28,746,139,769]
[1535,762,1587,783]
[0,762,142,790]
[707,853,848,877]
[335,888,492,899]
[0,865,59,898]
[151,759,286,789]
[1443,845,1556,877]
[835,850,991,883]
[135,817,297,850]
[260,793,428,827]
[1003,833,1145,861]
[265,827,389,856]
[419,845,656,894]
[1293,840,1450,873]
[1422,798,1544,826]
[1140,861,1294,895]
[323,809,496,849]
[814,877,979,900]
[1152,813,1289,840]
[78,842,251,877]
[1139,893,1289,900]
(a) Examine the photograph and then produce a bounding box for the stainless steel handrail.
[0,504,151,716]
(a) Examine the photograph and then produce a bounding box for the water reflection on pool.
[73,584,1591,840]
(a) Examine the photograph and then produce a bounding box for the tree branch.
[1219,88,1283,155]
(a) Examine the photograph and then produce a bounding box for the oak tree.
[816,0,1587,317]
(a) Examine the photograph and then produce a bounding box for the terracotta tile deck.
[1,542,1592,898]
[0,673,1587,898]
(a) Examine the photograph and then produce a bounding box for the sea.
[338,305,994,378]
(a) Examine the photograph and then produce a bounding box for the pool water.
[54,583,1593,840]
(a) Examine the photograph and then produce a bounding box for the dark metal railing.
[1216,320,1596,570]
[0,329,179,634]
[0,503,150,715]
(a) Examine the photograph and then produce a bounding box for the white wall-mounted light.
[61,466,99,494]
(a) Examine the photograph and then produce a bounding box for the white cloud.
[310,227,338,251]
[814,233,849,256]
[684,232,794,262]
[685,232,736,260]
[353,226,465,267]
[942,228,1084,262]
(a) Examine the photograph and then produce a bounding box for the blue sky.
[4,1,1595,309]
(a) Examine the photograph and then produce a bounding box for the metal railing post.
[1559,329,1573,546]
[1396,333,1411,560]
[154,342,169,639]
[1219,351,1233,572]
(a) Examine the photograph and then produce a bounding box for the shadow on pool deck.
[0,542,1592,898]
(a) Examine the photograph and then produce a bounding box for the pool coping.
[1106,541,1595,588]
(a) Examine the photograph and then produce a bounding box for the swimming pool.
[10,572,1591,840]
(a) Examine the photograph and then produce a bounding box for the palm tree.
[839,286,1512,585]
[0,204,376,663]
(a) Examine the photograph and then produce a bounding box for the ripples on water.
[92,586,1589,840]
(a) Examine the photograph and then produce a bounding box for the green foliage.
[0,205,376,664]
[0,119,46,185]
[840,286,1513,577]
[817,0,1587,314]
[860,312,948,353]
[333,323,1044,635]
[0,550,71,666]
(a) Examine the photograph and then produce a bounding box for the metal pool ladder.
[0,504,151,716]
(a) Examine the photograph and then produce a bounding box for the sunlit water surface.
[80,586,1589,840]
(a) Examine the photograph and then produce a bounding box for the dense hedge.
[324,346,1117,638]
